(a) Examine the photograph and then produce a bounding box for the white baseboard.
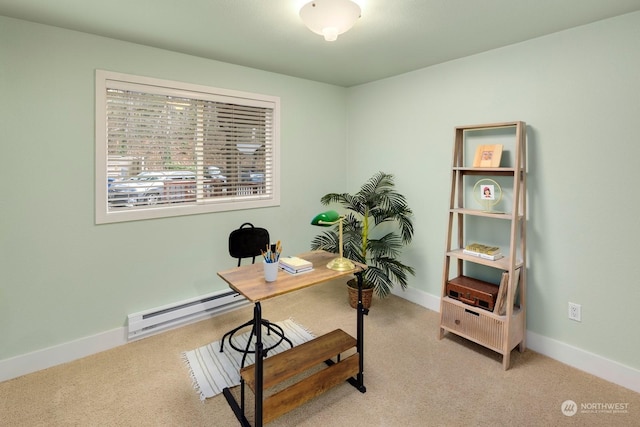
[0,304,239,383]
[526,331,640,394]
[392,285,441,312]
[393,286,640,394]
[0,327,127,383]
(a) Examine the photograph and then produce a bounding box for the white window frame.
[95,70,280,224]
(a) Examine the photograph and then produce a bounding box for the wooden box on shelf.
[446,275,499,311]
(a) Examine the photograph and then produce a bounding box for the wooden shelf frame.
[439,121,527,370]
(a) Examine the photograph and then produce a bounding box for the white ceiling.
[1,0,639,87]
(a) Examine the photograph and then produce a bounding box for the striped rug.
[183,319,314,400]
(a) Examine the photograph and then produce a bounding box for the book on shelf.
[512,267,522,307]
[493,271,509,315]
[494,268,521,316]
[464,243,500,255]
[279,256,313,273]
[462,249,504,261]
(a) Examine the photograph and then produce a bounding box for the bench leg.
[223,387,251,427]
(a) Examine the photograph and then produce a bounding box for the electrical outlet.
[568,302,581,322]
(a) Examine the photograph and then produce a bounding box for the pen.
[262,242,282,263]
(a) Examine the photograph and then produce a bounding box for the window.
[95,70,280,224]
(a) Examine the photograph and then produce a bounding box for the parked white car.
[108,171,196,207]
[207,166,227,181]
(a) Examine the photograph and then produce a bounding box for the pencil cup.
[263,261,279,282]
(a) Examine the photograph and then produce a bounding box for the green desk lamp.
[311,210,355,271]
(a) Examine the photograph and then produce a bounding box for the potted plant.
[311,171,415,308]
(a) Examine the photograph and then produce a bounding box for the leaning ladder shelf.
[438,121,527,370]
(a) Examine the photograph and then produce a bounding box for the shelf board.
[456,121,523,131]
[449,208,515,220]
[452,167,516,176]
[446,249,523,270]
[441,296,522,321]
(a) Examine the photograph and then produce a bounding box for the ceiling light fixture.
[299,0,361,42]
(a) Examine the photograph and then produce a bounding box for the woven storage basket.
[347,280,373,309]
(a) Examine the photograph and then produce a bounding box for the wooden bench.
[240,329,358,424]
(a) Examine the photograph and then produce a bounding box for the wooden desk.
[217,250,367,426]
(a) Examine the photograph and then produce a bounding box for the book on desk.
[279,256,313,274]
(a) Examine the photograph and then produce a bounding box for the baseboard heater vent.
[127,289,248,341]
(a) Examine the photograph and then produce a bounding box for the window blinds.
[105,83,274,210]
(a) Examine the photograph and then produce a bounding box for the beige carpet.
[1,279,638,426]
[183,319,314,399]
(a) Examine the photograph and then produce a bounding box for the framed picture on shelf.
[481,184,495,200]
[473,144,503,167]
[472,178,503,212]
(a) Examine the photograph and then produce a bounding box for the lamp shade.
[311,210,340,226]
[299,0,361,42]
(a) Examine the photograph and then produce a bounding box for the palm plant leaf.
[310,230,339,253]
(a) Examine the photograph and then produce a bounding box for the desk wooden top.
[217,250,366,302]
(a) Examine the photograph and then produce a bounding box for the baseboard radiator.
[127,289,248,341]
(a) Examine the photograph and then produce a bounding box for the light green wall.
[2,11,639,374]
[346,12,640,370]
[0,16,348,359]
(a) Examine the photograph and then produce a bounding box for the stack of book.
[494,268,522,315]
[462,243,503,261]
[279,256,313,274]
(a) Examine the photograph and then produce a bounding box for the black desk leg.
[222,302,263,427]
[254,302,264,427]
[355,271,367,392]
